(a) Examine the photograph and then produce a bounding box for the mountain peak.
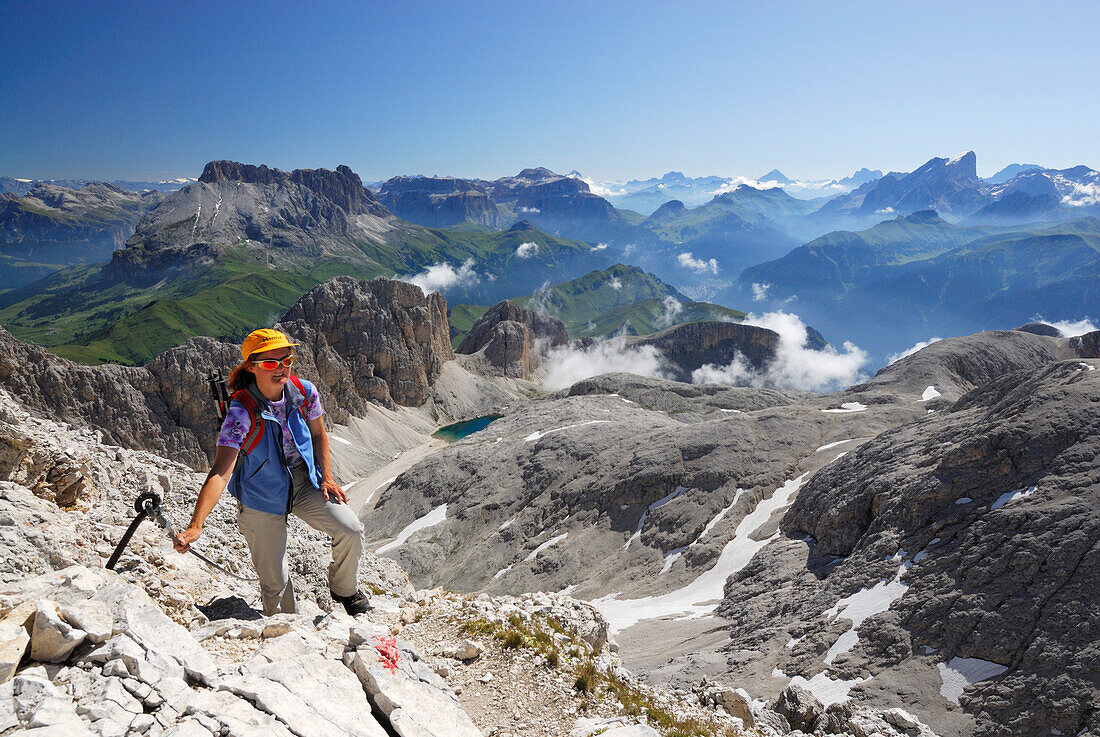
[507,219,536,232]
[197,161,373,215]
[903,209,945,225]
[759,169,790,183]
[942,151,978,177]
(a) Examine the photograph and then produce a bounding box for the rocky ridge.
[0,277,469,469]
[377,176,507,229]
[109,161,403,280]
[457,300,570,378]
[0,367,938,737]
[362,329,1099,737]
[0,182,159,290]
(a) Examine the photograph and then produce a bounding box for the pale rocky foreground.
[0,382,942,736]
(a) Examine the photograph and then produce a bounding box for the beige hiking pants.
[237,464,364,616]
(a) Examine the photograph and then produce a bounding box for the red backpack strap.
[230,389,264,455]
[289,375,309,419]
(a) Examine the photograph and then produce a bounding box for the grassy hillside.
[448,264,747,346]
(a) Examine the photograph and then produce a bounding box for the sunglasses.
[251,355,296,370]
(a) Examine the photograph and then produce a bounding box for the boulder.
[773,684,823,732]
[30,599,87,663]
[346,637,481,737]
[219,653,387,737]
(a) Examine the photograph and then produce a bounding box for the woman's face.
[248,347,295,398]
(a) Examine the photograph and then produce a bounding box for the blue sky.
[2,0,1097,182]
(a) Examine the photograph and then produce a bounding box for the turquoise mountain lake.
[432,415,502,442]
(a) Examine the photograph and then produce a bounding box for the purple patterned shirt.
[217,382,324,466]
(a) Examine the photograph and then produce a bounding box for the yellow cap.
[241,328,299,361]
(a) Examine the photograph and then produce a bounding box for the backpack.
[229,375,310,456]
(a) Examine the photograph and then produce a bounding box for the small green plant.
[459,617,498,636]
[545,648,560,668]
[574,660,599,693]
[501,629,524,649]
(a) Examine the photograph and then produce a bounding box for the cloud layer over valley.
[692,311,869,393]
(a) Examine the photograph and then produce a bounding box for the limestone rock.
[0,602,33,682]
[443,639,483,661]
[457,300,569,378]
[626,320,781,382]
[30,599,87,663]
[219,653,387,737]
[773,684,823,732]
[377,176,506,229]
[346,637,482,737]
[280,277,455,410]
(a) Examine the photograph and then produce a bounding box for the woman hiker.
[173,328,371,617]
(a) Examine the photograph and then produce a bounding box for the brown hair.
[227,362,255,392]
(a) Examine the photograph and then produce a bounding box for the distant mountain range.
[0,161,610,363]
[1,151,1097,372]
[0,182,161,291]
[729,211,1100,362]
[448,264,746,346]
[0,176,196,195]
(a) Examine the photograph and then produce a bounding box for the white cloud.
[402,259,479,294]
[542,338,673,390]
[609,277,622,291]
[1061,182,1100,206]
[712,176,783,195]
[691,311,868,393]
[678,252,719,274]
[527,281,555,316]
[515,241,539,258]
[1045,317,1098,337]
[591,242,609,251]
[582,178,627,198]
[875,207,896,215]
[887,337,943,365]
[752,282,771,302]
[516,206,541,214]
[656,296,683,328]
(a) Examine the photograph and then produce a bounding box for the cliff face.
[110,161,394,279]
[377,176,505,229]
[456,300,569,378]
[0,277,457,469]
[280,277,455,409]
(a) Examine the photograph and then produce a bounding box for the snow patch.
[821,402,867,414]
[991,485,1037,510]
[920,386,941,402]
[330,435,352,446]
[594,476,806,632]
[773,667,870,706]
[624,487,689,550]
[821,560,912,664]
[525,420,612,443]
[363,477,397,507]
[955,497,973,505]
[937,657,1008,705]
[375,504,447,554]
[816,439,855,452]
[524,532,568,562]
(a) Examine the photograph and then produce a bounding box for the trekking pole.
[207,369,231,421]
[106,491,258,582]
[106,491,160,570]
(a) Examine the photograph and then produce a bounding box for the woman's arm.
[173,445,239,553]
[307,416,347,504]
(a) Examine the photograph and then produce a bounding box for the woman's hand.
[174,525,201,553]
[321,479,348,504]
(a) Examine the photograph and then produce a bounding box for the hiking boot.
[331,589,371,616]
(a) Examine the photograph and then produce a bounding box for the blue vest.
[228,378,323,515]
